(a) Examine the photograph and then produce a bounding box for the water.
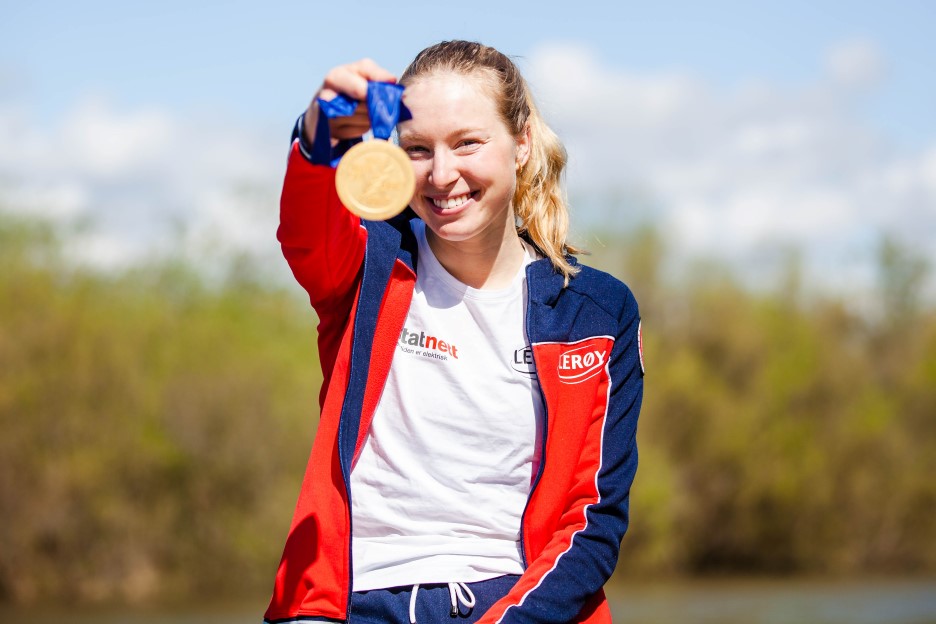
[2,578,934,623]
[608,578,936,624]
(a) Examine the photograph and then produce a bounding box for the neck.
[426,220,526,290]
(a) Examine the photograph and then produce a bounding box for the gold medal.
[335,140,415,221]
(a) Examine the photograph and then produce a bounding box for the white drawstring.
[408,581,477,623]
[409,583,420,624]
[448,581,477,615]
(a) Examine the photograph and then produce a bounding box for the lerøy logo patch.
[511,346,537,377]
[557,343,608,384]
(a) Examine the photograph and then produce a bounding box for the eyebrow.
[397,128,488,142]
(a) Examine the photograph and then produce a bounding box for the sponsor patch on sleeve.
[557,343,609,384]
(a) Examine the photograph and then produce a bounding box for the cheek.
[481,148,519,186]
[409,161,431,190]
[482,162,517,196]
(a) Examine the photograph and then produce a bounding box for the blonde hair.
[401,41,581,284]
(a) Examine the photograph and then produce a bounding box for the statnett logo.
[557,343,608,384]
[398,326,458,361]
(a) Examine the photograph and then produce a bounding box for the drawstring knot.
[448,581,477,616]
[408,582,477,624]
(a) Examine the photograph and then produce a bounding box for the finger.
[322,69,367,101]
[350,58,397,84]
[330,118,372,140]
[317,86,339,102]
[329,114,370,130]
[322,65,368,101]
[328,103,369,130]
[330,115,370,130]
[322,59,397,101]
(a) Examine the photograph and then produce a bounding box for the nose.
[429,149,458,188]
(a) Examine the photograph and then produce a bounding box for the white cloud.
[0,93,287,276]
[1,39,933,300]
[527,40,935,296]
[59,96,176,178]
[825,38,888,90]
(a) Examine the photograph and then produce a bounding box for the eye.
[457,138,481,151]
[403,145,430,158]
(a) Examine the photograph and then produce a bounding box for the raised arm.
[279,58,397,307]
[278,59,398,390]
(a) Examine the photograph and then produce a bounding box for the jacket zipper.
[518,265,548,567]
[519,361,548,568]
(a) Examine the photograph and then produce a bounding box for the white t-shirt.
[349,220,544,591]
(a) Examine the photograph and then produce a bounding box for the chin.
[427,221,477,243]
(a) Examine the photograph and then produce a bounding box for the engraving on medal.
[335,141,415,221]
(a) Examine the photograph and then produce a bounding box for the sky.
[2,0,935,297]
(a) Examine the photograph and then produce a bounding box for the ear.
[515,122,531,170]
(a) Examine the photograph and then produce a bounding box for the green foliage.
[590,227,936,578]
[0,212,321,604]
[1,212,934,607]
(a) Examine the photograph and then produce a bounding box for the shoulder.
[563,261,640,327]
[568,263,637,311]
[527,258,639,343]
[567,263,644,375]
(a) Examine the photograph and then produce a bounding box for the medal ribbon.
[307,81,410,167]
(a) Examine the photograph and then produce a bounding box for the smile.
[431,193,473,210]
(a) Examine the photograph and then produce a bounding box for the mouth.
[429,192,476,211]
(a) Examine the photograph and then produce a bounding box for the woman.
[265,41,644,624]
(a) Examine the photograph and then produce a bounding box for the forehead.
[399,71,505,135]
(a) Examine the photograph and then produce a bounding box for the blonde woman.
[265,41,644,624]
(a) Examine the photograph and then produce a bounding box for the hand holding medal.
[311,72,414,221]
[334,82,414,221]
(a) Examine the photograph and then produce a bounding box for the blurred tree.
[0,211,322,604]
[876,233,929,329]
[1,210,934,606]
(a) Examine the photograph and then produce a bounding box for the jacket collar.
[528,255,576,308]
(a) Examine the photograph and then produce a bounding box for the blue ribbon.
[307,81,410,167]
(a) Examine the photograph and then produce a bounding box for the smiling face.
[398,71,530,251]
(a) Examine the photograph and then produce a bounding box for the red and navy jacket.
[264,133,644,624]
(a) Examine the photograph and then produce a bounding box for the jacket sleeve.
[278,115,367,389]
[479,291,644,624]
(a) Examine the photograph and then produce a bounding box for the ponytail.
[513,96,581,285]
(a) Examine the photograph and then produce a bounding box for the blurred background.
[1,1,934,622]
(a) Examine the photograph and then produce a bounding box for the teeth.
[432,193,471,209]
